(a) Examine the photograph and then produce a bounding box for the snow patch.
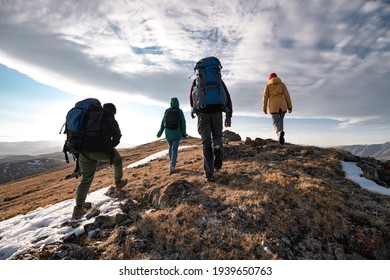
[340,160,390,196]
[0,147,197,260]
[126,145,196,168]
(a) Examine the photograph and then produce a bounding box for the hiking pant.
[167,139,180,168]
[76,149,123,206]
[271,112,285,135]
[197,111,223,178]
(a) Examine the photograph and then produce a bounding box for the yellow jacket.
[262,77,292,113]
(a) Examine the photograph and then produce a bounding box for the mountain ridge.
[335,142,390,161]
[1,136,389,260]
[0,141,63,157]
[0,152,68,184]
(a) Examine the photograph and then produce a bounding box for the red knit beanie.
[268,73,277,80]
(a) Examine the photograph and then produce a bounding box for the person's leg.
[271,113,282,135]
[88,151,126,189]
[279,112,285,132]
[272,112,286,145]
[167,139,173,162]
[198,112,213,179]
[210,112,223,170]
[170,139,180,168]
[279,112,286,145]
[167,139,173,173]
[111,149,124,182]
[76,153,98,207]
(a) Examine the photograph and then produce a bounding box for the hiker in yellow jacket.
[262,73,293,145]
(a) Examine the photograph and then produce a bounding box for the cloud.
[0,0,389,129]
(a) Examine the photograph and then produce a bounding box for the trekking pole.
[188,69,196,79]
[59,123,66,134]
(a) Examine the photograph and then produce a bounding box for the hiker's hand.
[288,109,292,113]
[191,107,197,119]
[263,110,267,114]
[224,117,231,127]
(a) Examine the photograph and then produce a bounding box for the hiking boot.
[205,177,215,182]
[169,166,176,175]
[213,145,223,170]
[82,202,92,209]
[279,131,285,145]
[115,179,128,192]
[71,205,86,220]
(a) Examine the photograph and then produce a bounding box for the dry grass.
[2,137,390,259]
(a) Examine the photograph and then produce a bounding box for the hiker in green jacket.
[157,97,187,174]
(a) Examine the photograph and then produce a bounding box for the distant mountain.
[336,142,390,161]
[0,152,68,184]
[0,141,63,157]
[0,141,134,158]
[0,140,134,184]
[0,141,67,184]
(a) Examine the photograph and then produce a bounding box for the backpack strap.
[59,123,66,134]
[65,154,80,180]
[62,142,70,163]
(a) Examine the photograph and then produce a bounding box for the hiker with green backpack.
[157,97,187,174]
[190,57,233,182]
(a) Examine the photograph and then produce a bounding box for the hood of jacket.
[268,76,282,85]
[170,97,180,109]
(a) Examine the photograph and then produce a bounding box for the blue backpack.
[192,57,227,110]
[60,98,105,174]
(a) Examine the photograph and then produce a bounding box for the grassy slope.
[1,137,389,259]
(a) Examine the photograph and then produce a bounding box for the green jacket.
[157,97,187,140]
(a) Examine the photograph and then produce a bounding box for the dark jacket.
[83,108,121,154]
[189,79,233,117]
[101,109,122,148]
[157,97,186,140]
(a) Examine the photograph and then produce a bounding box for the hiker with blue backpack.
[157,97,187,174]
[190,57,233,182]
[62,99,128,220]
[262,72,293,145]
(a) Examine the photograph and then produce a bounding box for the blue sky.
[0,0,389,150]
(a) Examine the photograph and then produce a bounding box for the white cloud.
[0,0,389,132]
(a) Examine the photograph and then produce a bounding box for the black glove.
[191,108,197,119]
[224,116,231,127]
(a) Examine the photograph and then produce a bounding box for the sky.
[1,147,389,260]
[0,0,389,151]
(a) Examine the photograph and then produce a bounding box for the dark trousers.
[197,112,223,178]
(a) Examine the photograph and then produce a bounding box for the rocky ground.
[2,133,390,260]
